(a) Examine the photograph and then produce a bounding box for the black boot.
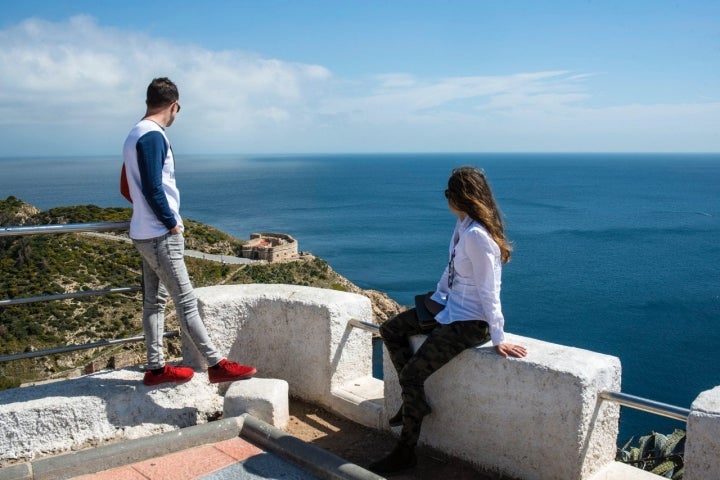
[390,396,431,427]
[388,406,403,427]
[368,443,417,475]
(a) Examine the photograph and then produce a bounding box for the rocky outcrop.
[321,265,404,324]
[0,196,40,226]
[359,289,404,324]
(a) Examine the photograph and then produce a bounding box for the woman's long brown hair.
[446,166,512,263]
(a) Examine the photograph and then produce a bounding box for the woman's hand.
[494,343,528,358]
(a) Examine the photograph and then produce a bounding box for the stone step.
[587,462,662,480]
[330,375,385,430]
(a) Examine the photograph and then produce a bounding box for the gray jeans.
[133,232,223,370]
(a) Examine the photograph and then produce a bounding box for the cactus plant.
[617,429,685,479]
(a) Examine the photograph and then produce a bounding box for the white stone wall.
[4,284,716,478]
[0,369,222,464]
[684,386,720,480]
[383,334,622,480]
[193,284,374,409]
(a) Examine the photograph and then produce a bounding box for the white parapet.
[193,284,375,411]
[0,284,373,465]
[684,386,720,480]
[383,334,622,480]
[6,283,672,478]
[0,369,223,464]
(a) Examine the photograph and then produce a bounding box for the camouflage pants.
[379,308,490,446]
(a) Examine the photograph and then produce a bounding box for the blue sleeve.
[136,132,177,230]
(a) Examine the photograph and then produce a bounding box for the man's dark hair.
[146,77,179,109]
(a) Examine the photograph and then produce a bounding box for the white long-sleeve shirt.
[430,215,506,346]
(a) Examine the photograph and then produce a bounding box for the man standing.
[122,77,256,386]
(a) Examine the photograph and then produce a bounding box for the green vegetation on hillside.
[0,197,352,388]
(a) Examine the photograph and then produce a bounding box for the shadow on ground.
[287,398,501,480]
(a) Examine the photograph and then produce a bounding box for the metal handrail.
[348,318,379,334]
[0,287,141,307]
[0,220,141,309]
[599,390,690,422]
[347,318,691,423]
[0,221,130,237]
[0,221,175,365]
[0,331,180,363]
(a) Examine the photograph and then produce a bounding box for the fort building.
[241,232,298,262]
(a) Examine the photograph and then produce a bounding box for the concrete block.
[685,385,720,480]
[224,377,289,429]
[0,368,223,464]
[383,333,621,480]
[588,461,661,480]
[331,375,385,430]
[195,284,374,412]
[0,463,31,480]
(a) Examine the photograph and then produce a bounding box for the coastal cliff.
[0,197,402,387]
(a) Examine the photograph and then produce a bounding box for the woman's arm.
[465,229,506,346]
[466,229,527,358]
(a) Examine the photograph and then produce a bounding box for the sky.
[0,0,718,156]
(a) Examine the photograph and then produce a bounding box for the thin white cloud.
[373,73,419,88]
[0,16,717,154]
[324,71,588,117]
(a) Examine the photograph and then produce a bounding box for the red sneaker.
[143,364,194,386]
[208,359,257,383]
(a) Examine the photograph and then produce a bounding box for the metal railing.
[347,318,691,423]
[348,318,379,334]
[0,221,131,237]
[599,390,690,422]
[0,331,179,363]
[0,221,178,364]
[1,222,142,306]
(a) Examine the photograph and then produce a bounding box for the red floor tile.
[74,466,149,480]
[213,437,263,461]
[125,444,236,480]
[71,438,266,480]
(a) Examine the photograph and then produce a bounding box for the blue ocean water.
[1,152,718,443]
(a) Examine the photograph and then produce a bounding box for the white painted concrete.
[684,385,720,480]
[587,462,662,480]
[383,333,622,480]
[224,377,289,429]
[0,368,222,464]
[331,375,385,429]
[193,284,374,410]
[2,284,716,479]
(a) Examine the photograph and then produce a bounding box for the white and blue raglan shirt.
[122,119,183,240]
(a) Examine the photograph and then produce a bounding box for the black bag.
[414,291,444,328]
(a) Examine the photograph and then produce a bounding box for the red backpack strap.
[120,163,133,203]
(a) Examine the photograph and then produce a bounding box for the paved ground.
[72,437,319,480]
[61,399,501,480]
[286,399,501,480]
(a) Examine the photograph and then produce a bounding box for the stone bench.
[0,369,223,464]
[383,333,622,480]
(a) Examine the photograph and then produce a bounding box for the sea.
[1,152,718,444]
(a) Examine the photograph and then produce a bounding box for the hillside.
[0,197,401,389]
